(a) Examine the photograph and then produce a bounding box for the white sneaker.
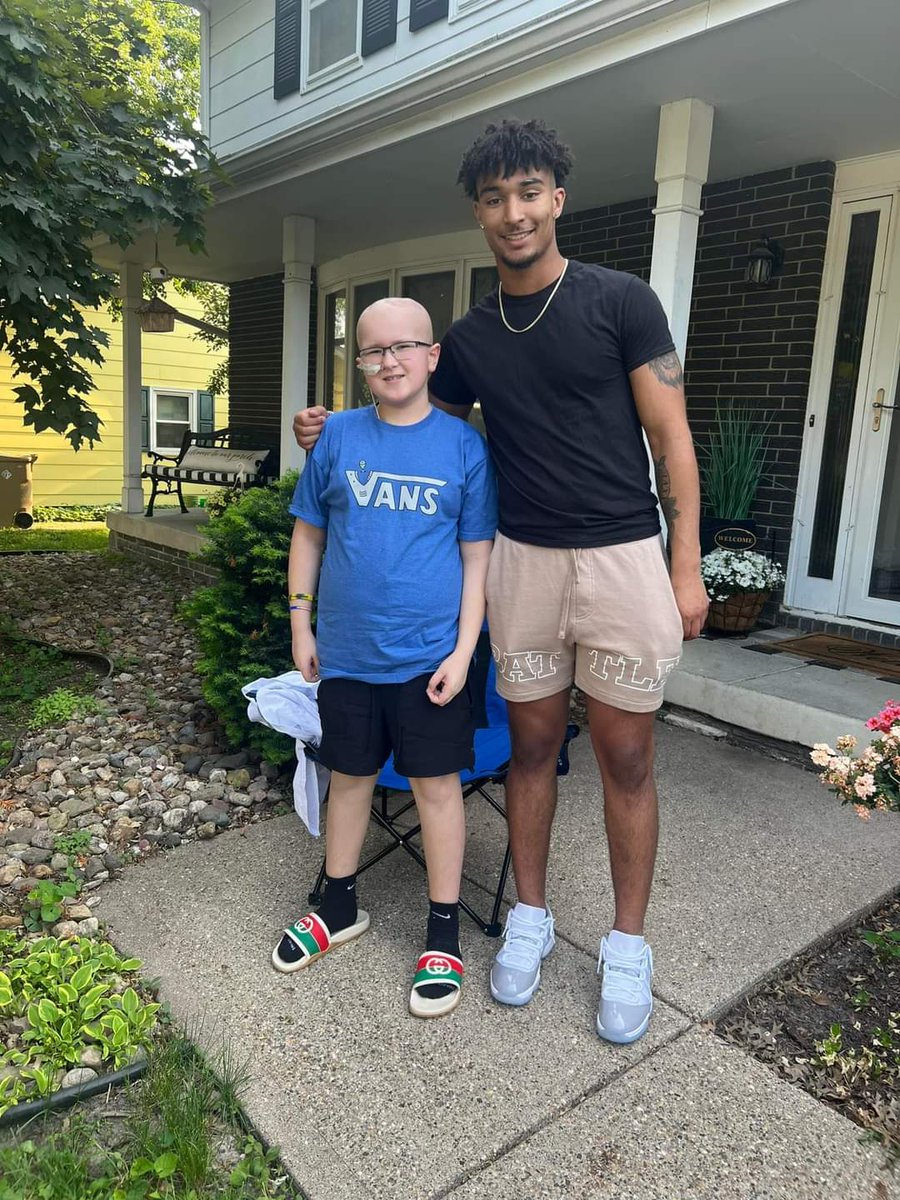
[596,936,653,1044]
[490,907,556,1007]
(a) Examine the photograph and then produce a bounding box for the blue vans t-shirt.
[290,405,497,684]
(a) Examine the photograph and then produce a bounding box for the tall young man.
[295,120,708,1044]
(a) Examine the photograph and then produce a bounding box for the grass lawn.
[0,1028,301,1199]
[0,522,109,553]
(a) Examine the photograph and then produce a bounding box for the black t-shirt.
[430,259,675,548]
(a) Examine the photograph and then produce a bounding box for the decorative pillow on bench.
[178,447,270,476]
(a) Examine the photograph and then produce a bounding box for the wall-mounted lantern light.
[746,237,785,286]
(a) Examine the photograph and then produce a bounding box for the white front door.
[789,189,900,626]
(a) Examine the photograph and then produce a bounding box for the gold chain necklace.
[498,259,569,334]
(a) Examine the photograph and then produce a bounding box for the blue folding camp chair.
[308,632,579,936]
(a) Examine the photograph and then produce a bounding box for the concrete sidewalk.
[100,723,900,1200]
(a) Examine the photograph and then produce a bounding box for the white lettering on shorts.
[588,652,680,693]
[491,643,561,684]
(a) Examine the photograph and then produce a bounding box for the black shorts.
[317,673,476,779]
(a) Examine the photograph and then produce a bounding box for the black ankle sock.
[418,901,461,1000]
[275,873,357,965]
[316,872,358,934]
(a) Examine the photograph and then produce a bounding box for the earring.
[479,224,484,230]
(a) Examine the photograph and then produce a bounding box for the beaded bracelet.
[288,591,315,603]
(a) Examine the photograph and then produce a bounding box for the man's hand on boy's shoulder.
[426,652,470,706]
[293,406,329,452]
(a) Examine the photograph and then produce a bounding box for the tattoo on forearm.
[654,455,681,524]
[648,351,684,389]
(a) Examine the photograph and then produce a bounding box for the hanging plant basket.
[706,590,770,633]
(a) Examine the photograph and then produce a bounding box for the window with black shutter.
[361,0,397,56]
[308,0,359,76]
[409,0,448,32]
[274,0,302,99]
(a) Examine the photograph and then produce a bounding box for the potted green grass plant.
[698,402,770,554]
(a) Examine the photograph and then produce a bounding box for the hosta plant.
[0,933,157,1116]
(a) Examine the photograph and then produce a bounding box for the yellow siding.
[0,287,229,506]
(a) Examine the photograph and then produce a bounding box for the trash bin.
[0,454,38,529]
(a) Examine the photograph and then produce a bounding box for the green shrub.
[32,503,120,523]
[29,688,104,730]
[181,474,299,764]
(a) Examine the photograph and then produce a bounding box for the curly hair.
[457,119,574,199]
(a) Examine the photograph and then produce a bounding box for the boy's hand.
[292,628,320,682]
[427,652,469,706]
[293,406,328,451]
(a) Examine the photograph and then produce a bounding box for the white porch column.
[120,261,145,514]
[649,98,714,360]
[281,215,316,474]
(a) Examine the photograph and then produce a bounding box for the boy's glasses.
[357,341,432,376]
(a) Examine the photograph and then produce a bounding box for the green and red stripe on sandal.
[286,912,331,958]
[409,951,464,1018]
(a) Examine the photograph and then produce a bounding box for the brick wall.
[557,194,655,277]
[557,162,836,562]
[687,163,835,560]
[228,270,318,438]
[108,530,219,587]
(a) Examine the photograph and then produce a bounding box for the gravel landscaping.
[0,551,293,936]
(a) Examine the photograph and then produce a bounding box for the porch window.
[351,278,390,407]
[152,390,195,454]
[323,290,346,411]
[469,265,498,308]
[401,270,455,342]
[308,0,359,77]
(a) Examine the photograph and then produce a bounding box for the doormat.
[766,634,900,681]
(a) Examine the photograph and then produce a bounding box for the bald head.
[356,297,434,348]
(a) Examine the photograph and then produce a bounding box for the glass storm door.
[792,194,900,626]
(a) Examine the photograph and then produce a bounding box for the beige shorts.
[485,532,683,712]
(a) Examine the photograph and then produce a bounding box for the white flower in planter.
[700,549,786,602]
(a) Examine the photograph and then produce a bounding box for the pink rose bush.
[866,699,900,733]
[810,702,900,820]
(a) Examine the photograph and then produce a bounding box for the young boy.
[272,297,497,1018]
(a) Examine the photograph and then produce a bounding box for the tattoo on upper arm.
[654,455,681,524]
[648,351,684,390]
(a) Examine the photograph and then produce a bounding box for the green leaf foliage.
[698,402,771,520]
[0,931,157,1117]
[32,503,119,522]
[0,1,213,448]
[181,476,299,765]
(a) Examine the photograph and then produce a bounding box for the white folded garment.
[241,671,330,836]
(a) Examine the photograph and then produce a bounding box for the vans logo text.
[345,461,446,514]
